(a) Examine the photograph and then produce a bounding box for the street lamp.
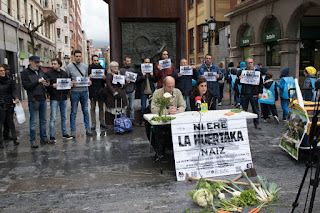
[202,16,216,55]
[63,55,70,66]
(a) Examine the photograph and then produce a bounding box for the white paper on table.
[180,66,193,75]
[141,63,153,73]
[204,72,217,81]
[125,71,138,82]
[159,59,171,70]
[75,77,90,87]
[91,69,105,79]
[56,78,72,90]
[240,70,261,85]
[112,74,125,85]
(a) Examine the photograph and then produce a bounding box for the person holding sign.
[88,55,107,132]
[120,56,139,126]
[238,58,263,129]
[198,54,222,110]
[66,50,94,138]
[190,78,215,111]
[172,58,198,111]
[45,58,73,142]
[136,57,156,127]
[101,61,128,116]
[154,50,175,89]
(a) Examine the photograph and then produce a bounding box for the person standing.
[302,66,317,101]
[217,62,226,106]
[172,58,198,111]
[21,56,49,148]
[238,58,263,129]
[119,56,139,126]
[2,64,13,140]
[276,68,293,121]
[136,57,155,127]
[88,55,107,131]
[66,50,93,138]
[45,58,73,143]
[0,64,19,148]
[154,50,175,89]
[198,54,222,110]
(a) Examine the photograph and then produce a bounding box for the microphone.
[195,96,201,111]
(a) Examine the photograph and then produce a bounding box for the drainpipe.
[3,16,7,64]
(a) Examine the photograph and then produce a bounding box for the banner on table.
[141,63,153,73]
[159,59,171,70]
[180,66,193,75]
[75,77,90,87]
[56,78,71,90]
[204,72,217,82]
[125,71,138,82]
[171,117,253,181]
[91,69,105,79]
[240,70,260,85]
[112,74,125,85]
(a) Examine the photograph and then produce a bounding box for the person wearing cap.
[238,57,263,129]
[276,68,293,120]
[21,55,49,148]
[66,50,93,138]
[303,66,317,101]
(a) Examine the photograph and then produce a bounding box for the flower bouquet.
[150,92,176,123]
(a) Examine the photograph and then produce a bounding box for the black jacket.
[45,69,70,101]
[136,68,156,95]
[88,64,106,100]
[0,76,17,110]
[190,89,215,111]
[119,66,138,94]
[21,66,47,101]
[237,68,263,96]
[172,68,198,96]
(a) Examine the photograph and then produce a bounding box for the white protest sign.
[112,74,125,85]
[204,72,217,82]
[75,77,90,87]
[180,66,193,75]
[91,69,105,79]
[125,71,138,82]
[141,63,153,73]
[171,117,253,181]
[240,70,261,85]
[159,59,171,70]
[56,78,72,90]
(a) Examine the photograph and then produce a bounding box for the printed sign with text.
[141,63,153,73]
[125,71,138,82]
[180,66,193,75]
[204,72,217,81]
[91,69,105,79]
[56,78,72,90]
[75,77,90,87]
[112,74,125,85]
[240,70,261,85]
[159,59,172,70]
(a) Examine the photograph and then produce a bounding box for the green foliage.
[240,189,259,206]
[150,115,176,123]
[154,96,172,111]
[229,196,248,207]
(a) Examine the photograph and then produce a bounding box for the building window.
[19,38,24,52]
[57,28,61,39]
[64,16,67,24]
[24,0,27,24]
[266,43,281,66]
[65,36,68,45]
[70,30,73,39]
[7,0,11,15]
[263,17,281,66]
[198,25,204,53]
[189,28,194,55]
[70,15,73,23]
[56,4,60,16]
[17,0,20,20]
[189,0,194,9]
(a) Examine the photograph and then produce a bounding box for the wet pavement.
[0,99,319,213]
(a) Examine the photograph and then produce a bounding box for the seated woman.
[190,77,215,111]
[100,61,128,116]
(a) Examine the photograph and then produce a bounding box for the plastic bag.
[14,104,26,124]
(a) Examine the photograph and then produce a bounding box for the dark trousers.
[3,119,10,138]
[218,83,224,103]
[242,95,260,126]
[0,109,16,141]
[261,103,278,119]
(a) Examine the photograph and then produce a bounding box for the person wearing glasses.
[154,50,175,89]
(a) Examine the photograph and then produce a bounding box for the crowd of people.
[0,48,318,149]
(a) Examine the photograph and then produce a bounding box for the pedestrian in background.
[21,56,49,148]
[217,62,226,106]
[2,64,13,140]
[0,64,19,148]
[120,56,139,126]
[276,68,293,121]
[172,58,198,111]
[66,50,94,138]
[88,55,107,132]
[226,62,234,105]
[302,66,317,101]
[45,58,73,143]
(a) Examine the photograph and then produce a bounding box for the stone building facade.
[226,0,320,80]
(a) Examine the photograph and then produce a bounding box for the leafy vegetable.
[240,189,259,206]
[193,188,214,207]
[229,196,248,207]
[150,115,176,123]
[231,109,244,113]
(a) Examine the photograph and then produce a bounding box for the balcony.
[43,8,58,24]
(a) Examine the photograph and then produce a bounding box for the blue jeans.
[126,91,135,121]
[242,95,260,126]
[50,100,68,137]
[183,95,191,111]
[70,91,90,132]
[28,100,47,142]
[141,94,148,122]
[281,98,289,119]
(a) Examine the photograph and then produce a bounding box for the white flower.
[163,92,172,99]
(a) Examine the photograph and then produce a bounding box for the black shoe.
[100,124,108,130]
[0,141,4,148]
[91,125,96,131]
[13,140,19,145]
[49,137,56,144]
[86,129,95,136]
[30,141,38,148]
[62,134,73,140]
[71,131,76,139]
[40,138,49,144]
[4,136,16,141]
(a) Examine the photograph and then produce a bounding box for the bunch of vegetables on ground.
[185,171,281,213]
